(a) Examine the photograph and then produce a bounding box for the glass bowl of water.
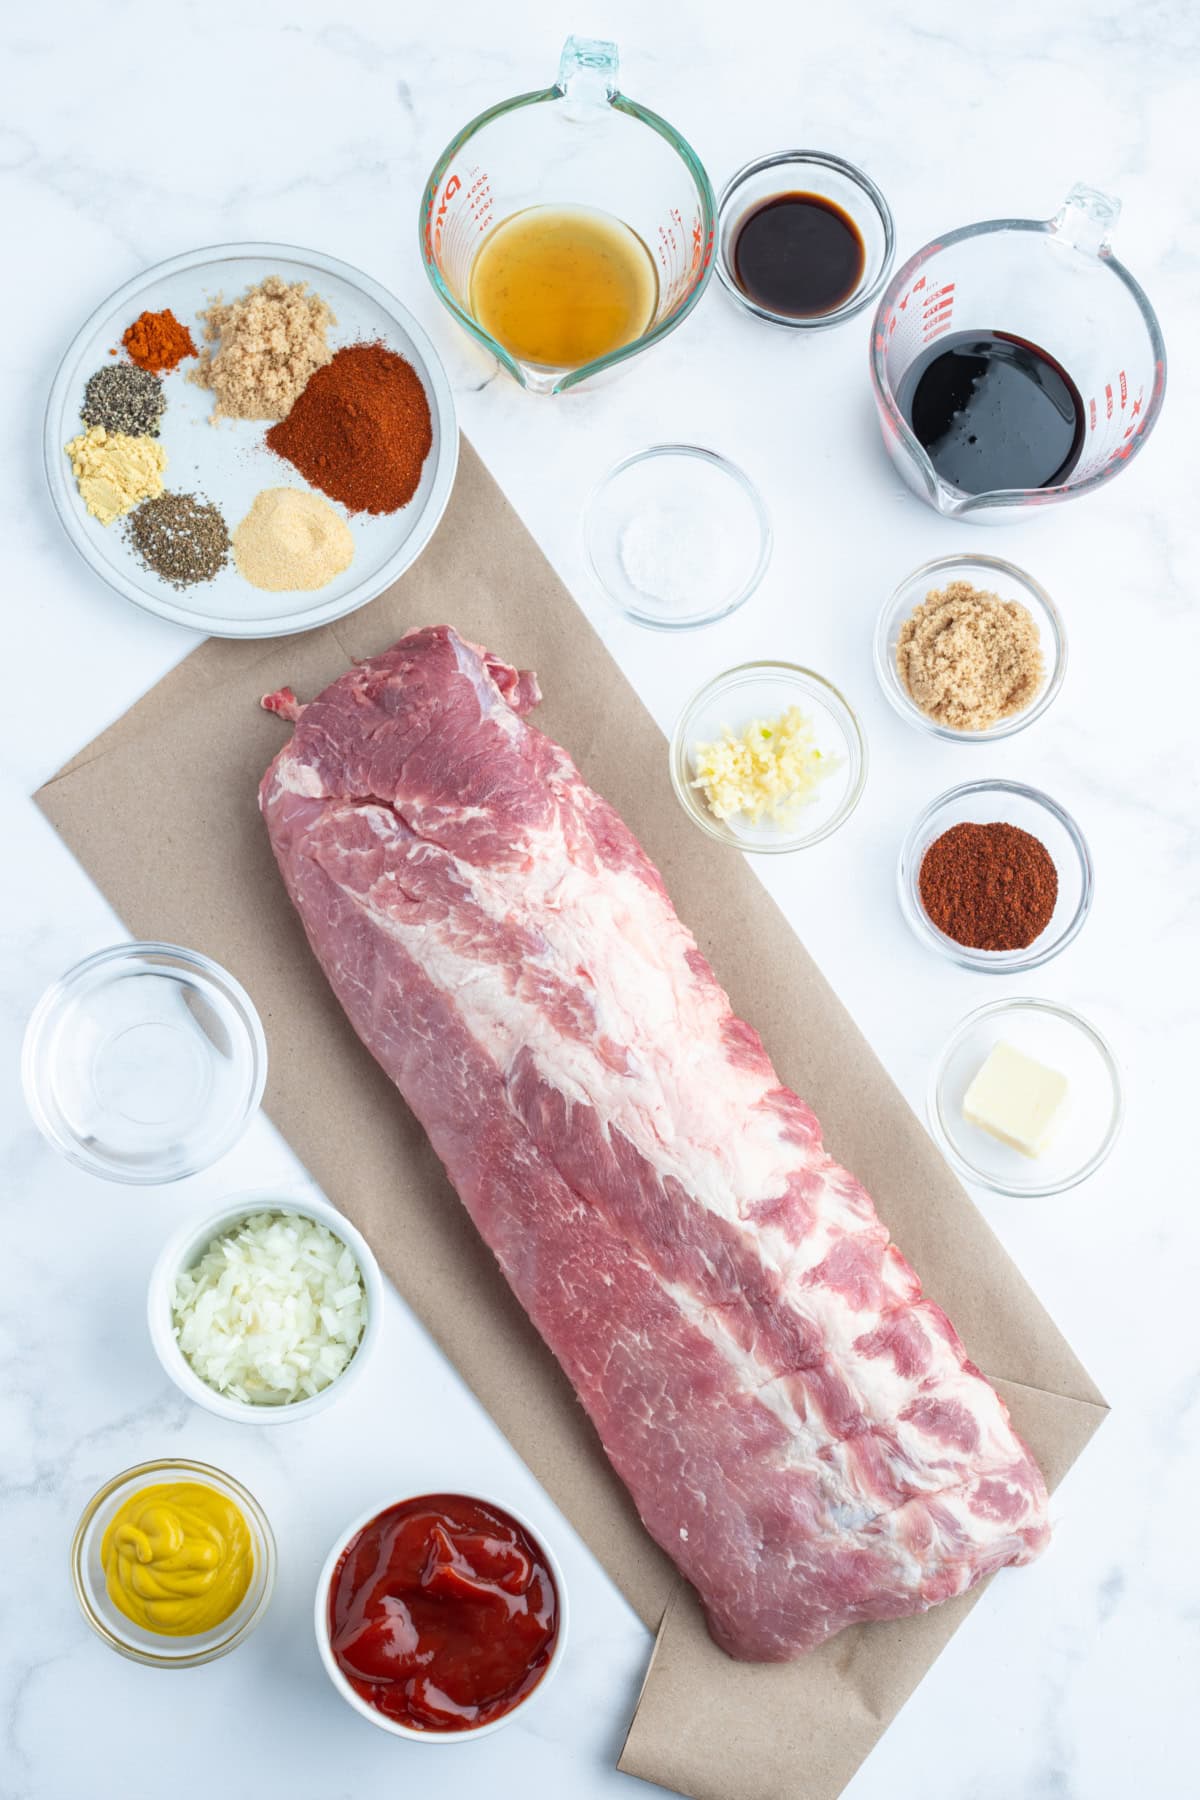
[22,942,267,1184]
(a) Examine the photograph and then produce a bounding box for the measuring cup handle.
[1052,183,1121,257]
[557,35,619,114]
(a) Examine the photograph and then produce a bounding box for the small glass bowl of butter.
[928,998,1123,1197]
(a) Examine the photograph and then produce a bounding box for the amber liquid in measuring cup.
[896,330,1086,493]
[468,204,659,371]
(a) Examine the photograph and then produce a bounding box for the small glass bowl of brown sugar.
[875,555,1066,742]
[898,779,1093,972]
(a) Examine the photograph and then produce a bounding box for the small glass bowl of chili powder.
[898,779,1093,972]
[316,1492,567,1741]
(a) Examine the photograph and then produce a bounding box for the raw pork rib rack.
[260,625,1049,1661]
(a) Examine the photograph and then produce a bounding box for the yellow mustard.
[100,1481,253,1636]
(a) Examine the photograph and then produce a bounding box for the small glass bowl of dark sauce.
[717,150,895,329]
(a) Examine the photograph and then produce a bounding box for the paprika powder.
[918,820,1058,951]
[266,342,432,514]
[122,308,197,374]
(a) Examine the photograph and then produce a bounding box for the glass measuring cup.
[419,36,716,394]
[870,185,1166,522]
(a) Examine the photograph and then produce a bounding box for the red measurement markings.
[1105,382,1114,420]
[920,283,956,343]
[1088,397,1098,431]
[1119,370,1128,408]
[432,173,462,261]
[1122,383,1147,442]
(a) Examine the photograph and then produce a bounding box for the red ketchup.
[327,1494,560,1731]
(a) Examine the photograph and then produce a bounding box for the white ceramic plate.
[44,242,458,637]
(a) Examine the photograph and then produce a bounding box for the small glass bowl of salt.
[584,444,771,630]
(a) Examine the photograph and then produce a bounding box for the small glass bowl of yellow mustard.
[70,1458,276,1667]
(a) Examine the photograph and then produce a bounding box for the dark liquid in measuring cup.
[732,193,866,318]
[896,330,1085,494]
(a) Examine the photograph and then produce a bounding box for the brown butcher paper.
[36,438,1106,1800]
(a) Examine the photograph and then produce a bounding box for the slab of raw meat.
[259,625,1050,1661]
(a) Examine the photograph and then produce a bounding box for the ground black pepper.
[125,492,229,587]
[81,363,166,438]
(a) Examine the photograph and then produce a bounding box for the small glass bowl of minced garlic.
[670,662,867,852]
[70,1458,276,1666]
[874,554,1066,742]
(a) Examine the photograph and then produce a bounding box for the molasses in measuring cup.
[870,185,1166,522]
[419,37,716,394]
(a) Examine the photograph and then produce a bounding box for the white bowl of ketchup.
[314,1491,568,1742]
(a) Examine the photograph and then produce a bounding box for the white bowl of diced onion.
[148,1191,384,1424]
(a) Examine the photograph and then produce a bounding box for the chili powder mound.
[266,342,433,515]
[918,820,1058,952]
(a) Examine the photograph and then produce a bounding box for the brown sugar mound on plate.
[266,342,432,515]
[897,580,1044,732]
[190,275,335,422]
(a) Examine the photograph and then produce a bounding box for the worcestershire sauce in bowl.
[732,192,866,319]
[897,330,1086,494]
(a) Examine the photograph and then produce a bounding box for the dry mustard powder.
[64,425,166,526]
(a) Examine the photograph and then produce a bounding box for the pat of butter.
[963,1041,1068,1158]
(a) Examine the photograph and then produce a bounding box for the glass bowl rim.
[583,443,773,631]
[313,1489,570,1741]
[669,659,869,853]
[70,1456,277,1667]
[873,553,1067,742]
[20,940,268,1185]
[927,995,1124,1196]
[897,778,1094,971]
[715,148,897,329]
[146,1189,385,1425]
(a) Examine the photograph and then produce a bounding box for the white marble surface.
[1,2,1197,1796]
